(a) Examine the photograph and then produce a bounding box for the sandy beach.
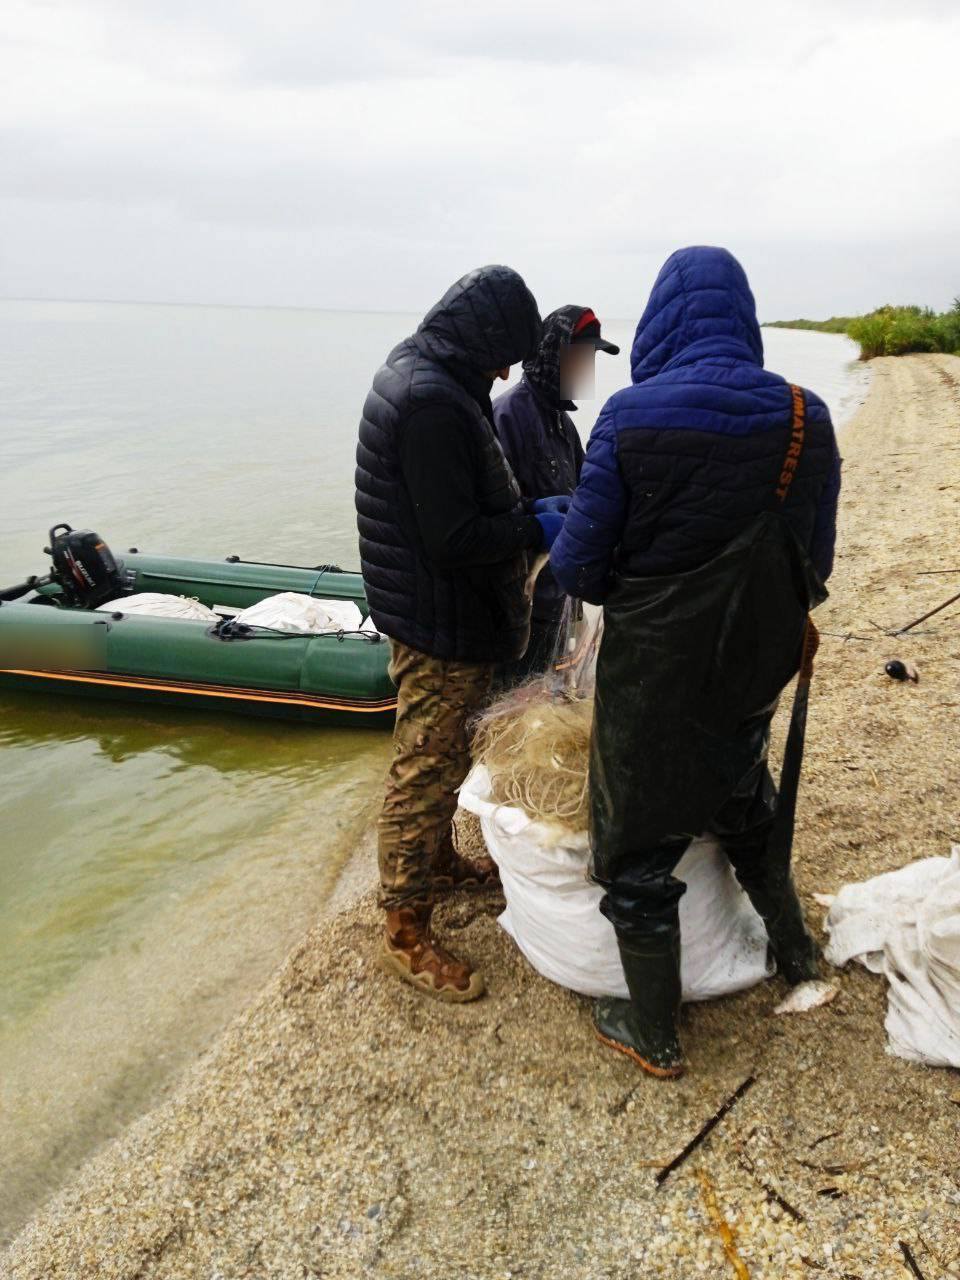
[5,354,959,1280]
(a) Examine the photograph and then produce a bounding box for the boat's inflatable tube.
[0,553,397,726]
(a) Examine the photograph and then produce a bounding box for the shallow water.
[0,697,390,1241]
[0,300,867,1241]
[761,325,871,427]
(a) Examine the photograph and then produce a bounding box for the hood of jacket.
[630,246,764,385]
[522,304,593,408]
[415,264,542,377]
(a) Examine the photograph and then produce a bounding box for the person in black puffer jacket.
[356,264,567,1002]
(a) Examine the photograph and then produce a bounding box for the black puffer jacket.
[355,265,544,663]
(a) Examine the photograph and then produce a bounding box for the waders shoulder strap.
[774,384,806,506]
[768,384,820,860]
[777,383,820,668]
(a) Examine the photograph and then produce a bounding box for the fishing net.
[470,600,603,832]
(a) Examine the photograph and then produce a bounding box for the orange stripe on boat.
[0,668,397,713]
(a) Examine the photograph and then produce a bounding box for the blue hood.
[630,246,764,385]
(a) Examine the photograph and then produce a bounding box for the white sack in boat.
[458,764,773,1002]
[824,847,960,1068]
[235,591,363,634]
[96,593,219,622]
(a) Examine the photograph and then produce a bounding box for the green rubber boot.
[760,880,821,985]
[733,865,821,985]
[593,926,684,1079]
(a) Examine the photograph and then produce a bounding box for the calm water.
[0,300,868,1241]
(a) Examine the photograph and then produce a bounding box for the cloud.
[1,0,958,318]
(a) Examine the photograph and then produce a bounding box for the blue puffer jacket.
[550,247,842,604]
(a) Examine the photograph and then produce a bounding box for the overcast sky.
[1,0,958,321]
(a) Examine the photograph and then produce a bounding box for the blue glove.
[532,495,571,515]
[534,512,564,550]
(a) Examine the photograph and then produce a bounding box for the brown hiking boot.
[381,902,485,1002]
[433,834,501,896]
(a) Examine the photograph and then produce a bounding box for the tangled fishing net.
[470,604,602,832]
[471,687,594,830]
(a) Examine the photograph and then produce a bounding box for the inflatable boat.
[0,526,396,727]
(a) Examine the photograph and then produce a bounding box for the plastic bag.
[96,593,219,622]
[459,764,773,1002]
[235,592,364,634]
[824,847,960,1068]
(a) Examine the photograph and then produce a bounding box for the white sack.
[96,593,219,622]
[235,592,363,634]
[458,764,773,1002]
[824,847,960,1068]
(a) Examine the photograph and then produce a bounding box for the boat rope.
[215,619,382,644]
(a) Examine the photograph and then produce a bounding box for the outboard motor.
[45,524,125,608]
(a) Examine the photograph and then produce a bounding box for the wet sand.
[5,355,960,1279]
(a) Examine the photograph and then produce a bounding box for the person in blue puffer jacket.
[551,246,842,1078]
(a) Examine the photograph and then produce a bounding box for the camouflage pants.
[378,640,494,910]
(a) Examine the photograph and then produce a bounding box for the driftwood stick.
[899,1240,927,1280]
[698,1170,751,1279]
[896,589,960,635]
[735,1144,805,1221]
[655,1076,756,1187]
[752,1173,804,1221]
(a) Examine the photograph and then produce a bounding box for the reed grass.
[765,299,960,360]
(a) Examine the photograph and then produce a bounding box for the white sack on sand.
[824,846,960,1068]
[459,764,773,1003]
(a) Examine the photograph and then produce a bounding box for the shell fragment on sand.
[774,980,839,1015]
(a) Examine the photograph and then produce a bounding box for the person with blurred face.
[492,307,620,678]
[356,265,569,1002]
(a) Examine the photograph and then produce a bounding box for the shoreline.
[6,355,960,1280]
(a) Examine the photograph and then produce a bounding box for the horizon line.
[0,295,420,318]
[2,295,871,331]
[0,294,644,328]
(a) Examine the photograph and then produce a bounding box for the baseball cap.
[570,308,620,355]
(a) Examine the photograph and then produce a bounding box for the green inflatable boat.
[0,525,396,727]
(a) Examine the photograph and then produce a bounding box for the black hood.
[522,304,592,408]
[415,265,542,376]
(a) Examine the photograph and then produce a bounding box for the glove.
[534,512,565,550]
[532,495,571,515]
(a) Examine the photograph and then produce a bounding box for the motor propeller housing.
[44,523,125,608]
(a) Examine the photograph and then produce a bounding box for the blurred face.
[559,343,596,400]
